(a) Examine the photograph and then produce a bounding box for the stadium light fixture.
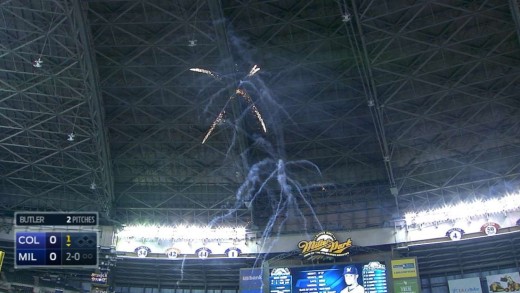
[116,224,247,242]
[404,192,520,227]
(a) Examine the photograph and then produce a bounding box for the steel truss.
[0,0,113,217]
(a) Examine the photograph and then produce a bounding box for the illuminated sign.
[391,258,417,279]
[394,278,420,293]
[269,262,388,293]
[298,231,352,258]
[0,250,4,272]
[240,268,263,293]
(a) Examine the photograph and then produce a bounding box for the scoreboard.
[269,262,389,293]
[15,212,98,268]
[16,232,97,267]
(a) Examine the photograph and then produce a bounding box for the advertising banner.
[391,258,418,279]
[240,268,263,293]
[0,250,4,272]
[394,278,420,293]
[486,272,520,293]
[447,277,482,293]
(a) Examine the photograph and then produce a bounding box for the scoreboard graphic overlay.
[15,212,98,268]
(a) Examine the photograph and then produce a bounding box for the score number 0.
[49,235,59,262]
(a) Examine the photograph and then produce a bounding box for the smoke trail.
[200,65,325,266]
[176,254,187,288]
[191,23,327,268]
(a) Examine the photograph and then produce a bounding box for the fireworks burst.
[190,65,267,144]
[193,60,325,261]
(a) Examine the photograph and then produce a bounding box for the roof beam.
[349,0,399,204]
[509,0,520,47]
[71,0,114,218]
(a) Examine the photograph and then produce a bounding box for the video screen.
[269,262,387,293]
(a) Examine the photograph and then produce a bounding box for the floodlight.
[342,13,351,22]
[404,192,520,226]
[32,58,43,68]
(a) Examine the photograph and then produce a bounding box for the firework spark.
[202,110,226,144]
[236,89,267,133]
[190,68,221,80]
[247,64,260,77]
[195,65,267,144]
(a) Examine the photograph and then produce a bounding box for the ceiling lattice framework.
[0,0,518,232]
[355,0,520,211]
[0,0,112,216]
[0,0,520,289]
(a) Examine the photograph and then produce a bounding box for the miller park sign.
[298,231,352,258]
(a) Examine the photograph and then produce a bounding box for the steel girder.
[352,0,520,213]
[0,0,113,216]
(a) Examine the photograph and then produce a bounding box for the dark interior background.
[1,0,520,290]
